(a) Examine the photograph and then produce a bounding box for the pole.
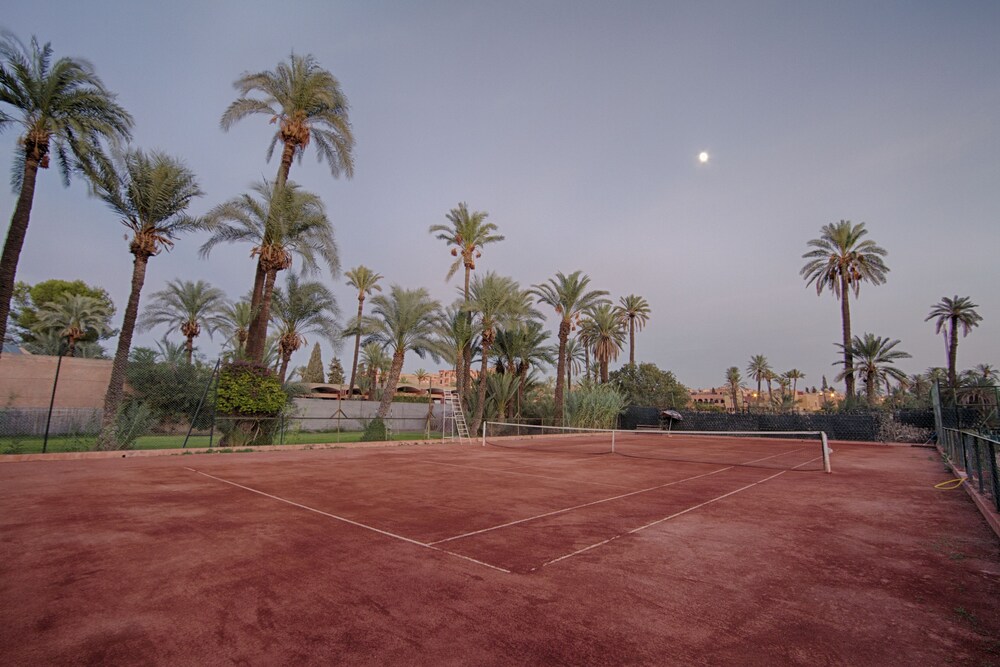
[42,342,67,453]
[183,359,220,449]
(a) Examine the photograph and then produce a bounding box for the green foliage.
[327,356,345,384]
[360,417,388,442]
[113,400,156,450]
[564,382,627,429]
[216,361,286,416]
[126,353,216,428]
[12,279,116,346]
[302,343,325,383]
[609,363,690,409]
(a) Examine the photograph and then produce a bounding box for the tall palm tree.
[616,294,651,365]
[464,273,536,435]
[494,322,553,417]
[138,279,228,363]
[363,286,441,418]
[582,303,626,383]
[89,148,203,448]
[218,300,252,359]
[925,295,982,388]
[270,273,339,383]
[430,302,478,400]
[785,369,806,408]
[801,220,889,399]
[836,333,911,405]
[531,271,609,424]
[200,180,338,362]
[725,367,744,413]
[746,354,770,408]
[0,33,133,354]
[428,202,504,401]
[35,293,112,357]
[360,342,390,401]
[344,265,383,399]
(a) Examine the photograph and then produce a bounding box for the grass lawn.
[1,429,443,455]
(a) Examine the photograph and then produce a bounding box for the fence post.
[182,359,220,449]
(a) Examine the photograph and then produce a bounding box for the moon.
[698,151,710,163]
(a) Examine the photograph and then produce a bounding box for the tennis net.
[482,422,832,473]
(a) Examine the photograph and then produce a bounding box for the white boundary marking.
[184,467,511,574]
[419,460,633,489]
[539,455,823,569]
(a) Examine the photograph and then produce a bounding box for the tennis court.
[1,431,998,665]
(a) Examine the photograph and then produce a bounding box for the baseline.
[184,467,510,574]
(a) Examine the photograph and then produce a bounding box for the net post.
[611,429,616,454]
[481,421,486,447]
[821,431,831,473]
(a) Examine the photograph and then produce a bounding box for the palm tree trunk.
[517,364,528,419]
[245,261,268,361]
[376,349,406,418]
[98,252,150,449]
[348,297,364,397]
[553,320,569,425]
[254,269,279,360]
[185,334,195,364]
[840,276,855,399]
[470,336,492,436]
[584,346,591,382]
[948,317,959,388]
[278,351,292,384]
[461,266,472,401]
[629,317,636,365]
[867,371,877,404]
[0,156,43,357]
[600,358,608,383]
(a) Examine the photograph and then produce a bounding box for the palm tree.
[836,333,911,405]
[746,355,771,408]
[218,300,252,358]
[925,295,982,388]
[363,286,441,418]
[360,342,389,401]
[200,180,338,362]
[801,220,889,399]
[344,266,383,399]
[532,271,609,424]
[89,149,203,448]
[0,33,133,354]
[414,368,429,392]
[494,322,554,418]
[270,273,339,383]
[138,279,228,363]
[617,294,651,365]
[464,273,536,435]
[725,367,744,413]
[563,336,585,397]
[583,303,626,383]
[785,369,806,408]
[428,202,504,400]
[35,293,112,357]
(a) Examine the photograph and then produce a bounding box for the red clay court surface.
[1,436,998,665]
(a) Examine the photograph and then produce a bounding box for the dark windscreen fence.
[620,409,935,443]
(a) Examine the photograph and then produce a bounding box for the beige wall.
[0,355,113,409]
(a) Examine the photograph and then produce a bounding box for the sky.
[2,1,998,390]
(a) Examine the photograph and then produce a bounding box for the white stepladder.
[443,391,471,443]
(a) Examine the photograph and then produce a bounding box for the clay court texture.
[2,432,998,665]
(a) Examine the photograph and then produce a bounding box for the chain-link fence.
[0,356,447,454]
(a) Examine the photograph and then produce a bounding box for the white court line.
[419,460,633,489]
[429,465,735,545]
[184,467,511,574]
[540,455,823,570]
[429,447,806,546]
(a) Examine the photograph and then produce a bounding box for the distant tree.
[609,363,689,409]
[429,202,504,401]
[785,369,805,406]
[616,294,651,365]
[581,303,626,383]
[327,356,345,385]
[414,368,429,389]
[218,300,252,359]
[725,367,744,412]
[746,355,771,408]
[343,266,383,399]
[531,271,609,424]
[836,333,911,405]
[801,220,889,399]
[361,342,390,401]
[0,32,133,354]
[302,343,325,383]
[269,273,338,383]
[925,295,982,388]
[35,293,113,357]
[12,278,116,347]
[138,279,228,363]
[363,286,441,418]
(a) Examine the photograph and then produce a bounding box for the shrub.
[360,417,388,442]
[565,382,627,430]
[216,361,286,416]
